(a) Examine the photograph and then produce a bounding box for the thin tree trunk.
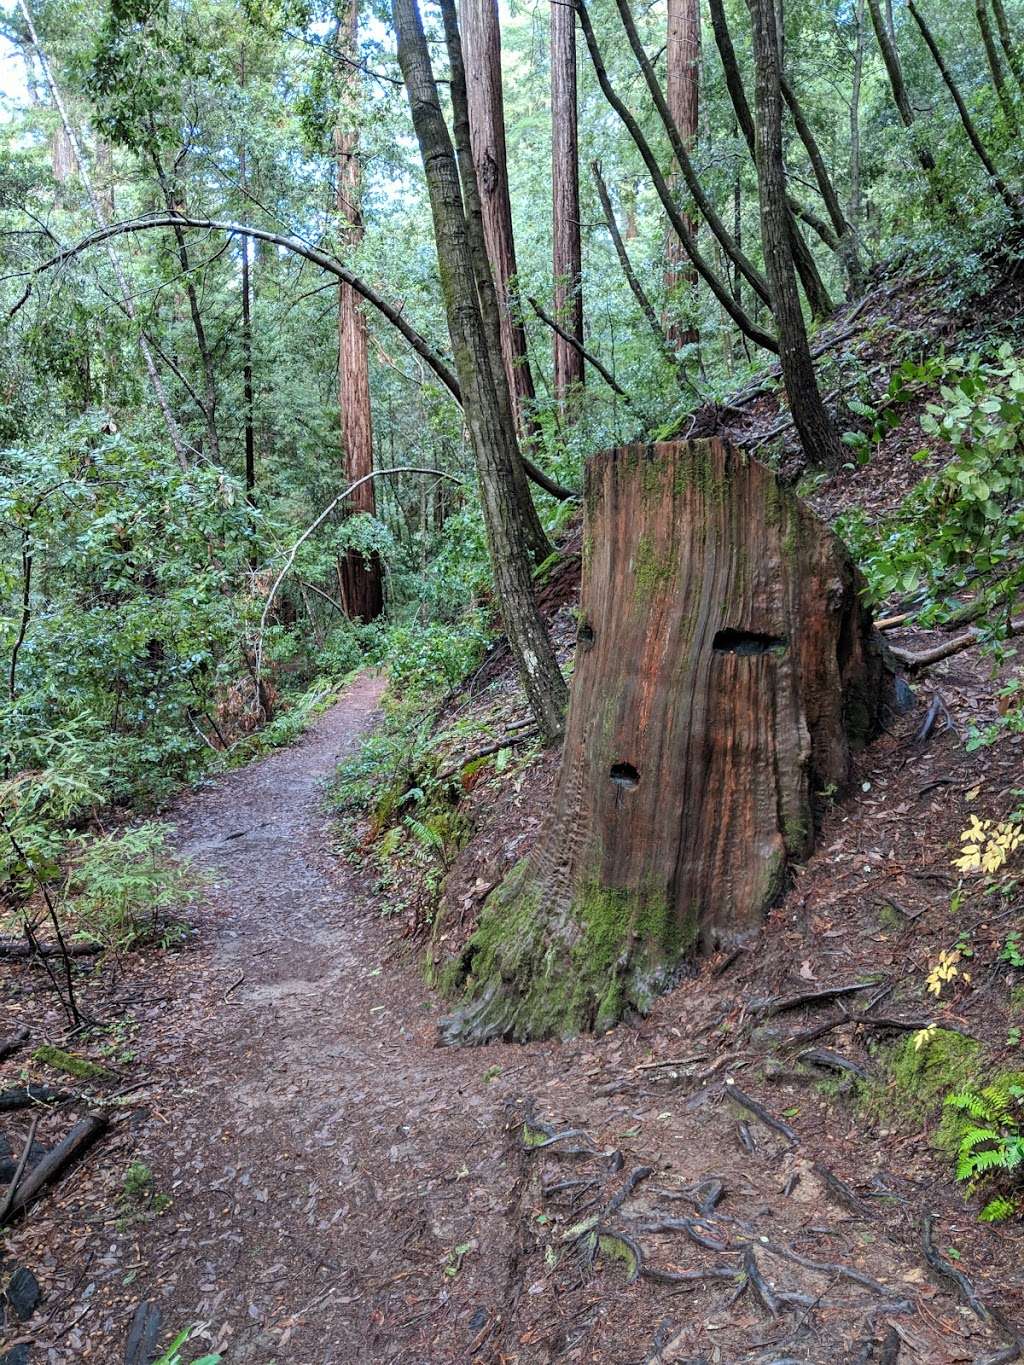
[591,160,677,370]
[613,0,771,309]
[577,0,778,351]
[239,51,256,498]
[463,0,538,441]
[991,0,1024,94]
[747,0,843,469]
[976,0,1017,130]
[551,0,585,412]
[664,0,700,347]
[17,0,188,471]
[908,0,1018,217]
[147,136,221,460]
[392,0,567,740]
[865,0,937,175]
[779,74,859,288]
[849,0,865,238]
[705,0,834,318]
[334,0,384,621]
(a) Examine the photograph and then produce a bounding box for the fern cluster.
[944,1079,1024,1220]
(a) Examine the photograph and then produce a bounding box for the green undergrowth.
[856,1028,982,1128]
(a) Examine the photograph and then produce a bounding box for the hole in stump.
[577,620,595,649]
[712,628,787,657]
[610,762,640,789]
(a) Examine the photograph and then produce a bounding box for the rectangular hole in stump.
[712,628,787,657]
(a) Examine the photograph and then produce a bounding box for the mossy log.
[442,439,890,1044]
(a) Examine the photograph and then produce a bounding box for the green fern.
[980,1196,1017,1223]
[945,1081,1024,1215]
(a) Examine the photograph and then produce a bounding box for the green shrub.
[67,822,199,950]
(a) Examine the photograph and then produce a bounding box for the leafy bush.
[67,822,199,950]
[839,346,1024,628]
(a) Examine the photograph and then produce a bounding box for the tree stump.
[441,438,890,1044]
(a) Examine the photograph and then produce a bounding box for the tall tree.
[391,0,567,740]
[551,0,584,412]
[334,0,384,621]
[705,0,834,319]
[462,0,538,442]
[976,0,1018,131]
[746,0,843,468]
[865,0,937,175]
[664,0,700,348]
[991,0,1024,95]
[849,0,866,240]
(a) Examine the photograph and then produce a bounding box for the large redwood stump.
[442,439,889,1044]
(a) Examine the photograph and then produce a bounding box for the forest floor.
[3,656,1024,1363]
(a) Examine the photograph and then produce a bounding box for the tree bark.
[976,0,1017,131]
[664,0,700,347]
[441,0,553,565]
[440,439,889,1044]
[392,0,567,741]
[551,0,585,412]
[463,0,539,441]
[335,0,384,622]
[747,0,844,469]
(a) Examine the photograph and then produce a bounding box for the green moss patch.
[32,1044,112,1080]
[857,1028,980,1128]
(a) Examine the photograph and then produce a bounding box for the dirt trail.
[16,673,1015,1363]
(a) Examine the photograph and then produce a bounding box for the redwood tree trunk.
[441,439,889,1044]
[551,0,585,412]
[747,0,843,469]
[664,0,700,347]
[336,0,384,622]
[463,0,538,440]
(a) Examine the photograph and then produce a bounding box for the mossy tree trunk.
[441,439,890,1044]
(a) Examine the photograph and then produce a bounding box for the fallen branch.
[760,981,875,1016]
[0,939,100,959]
[0,1113,108,1226]
[0,1085,72,1112]
[435,729,539,783]
[0,1114,40,1223]
[0,1027,30,1061]
[890,616,1024,671]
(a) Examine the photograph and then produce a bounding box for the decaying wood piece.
[441,439,889,1043]
[0,1114,108,1226]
